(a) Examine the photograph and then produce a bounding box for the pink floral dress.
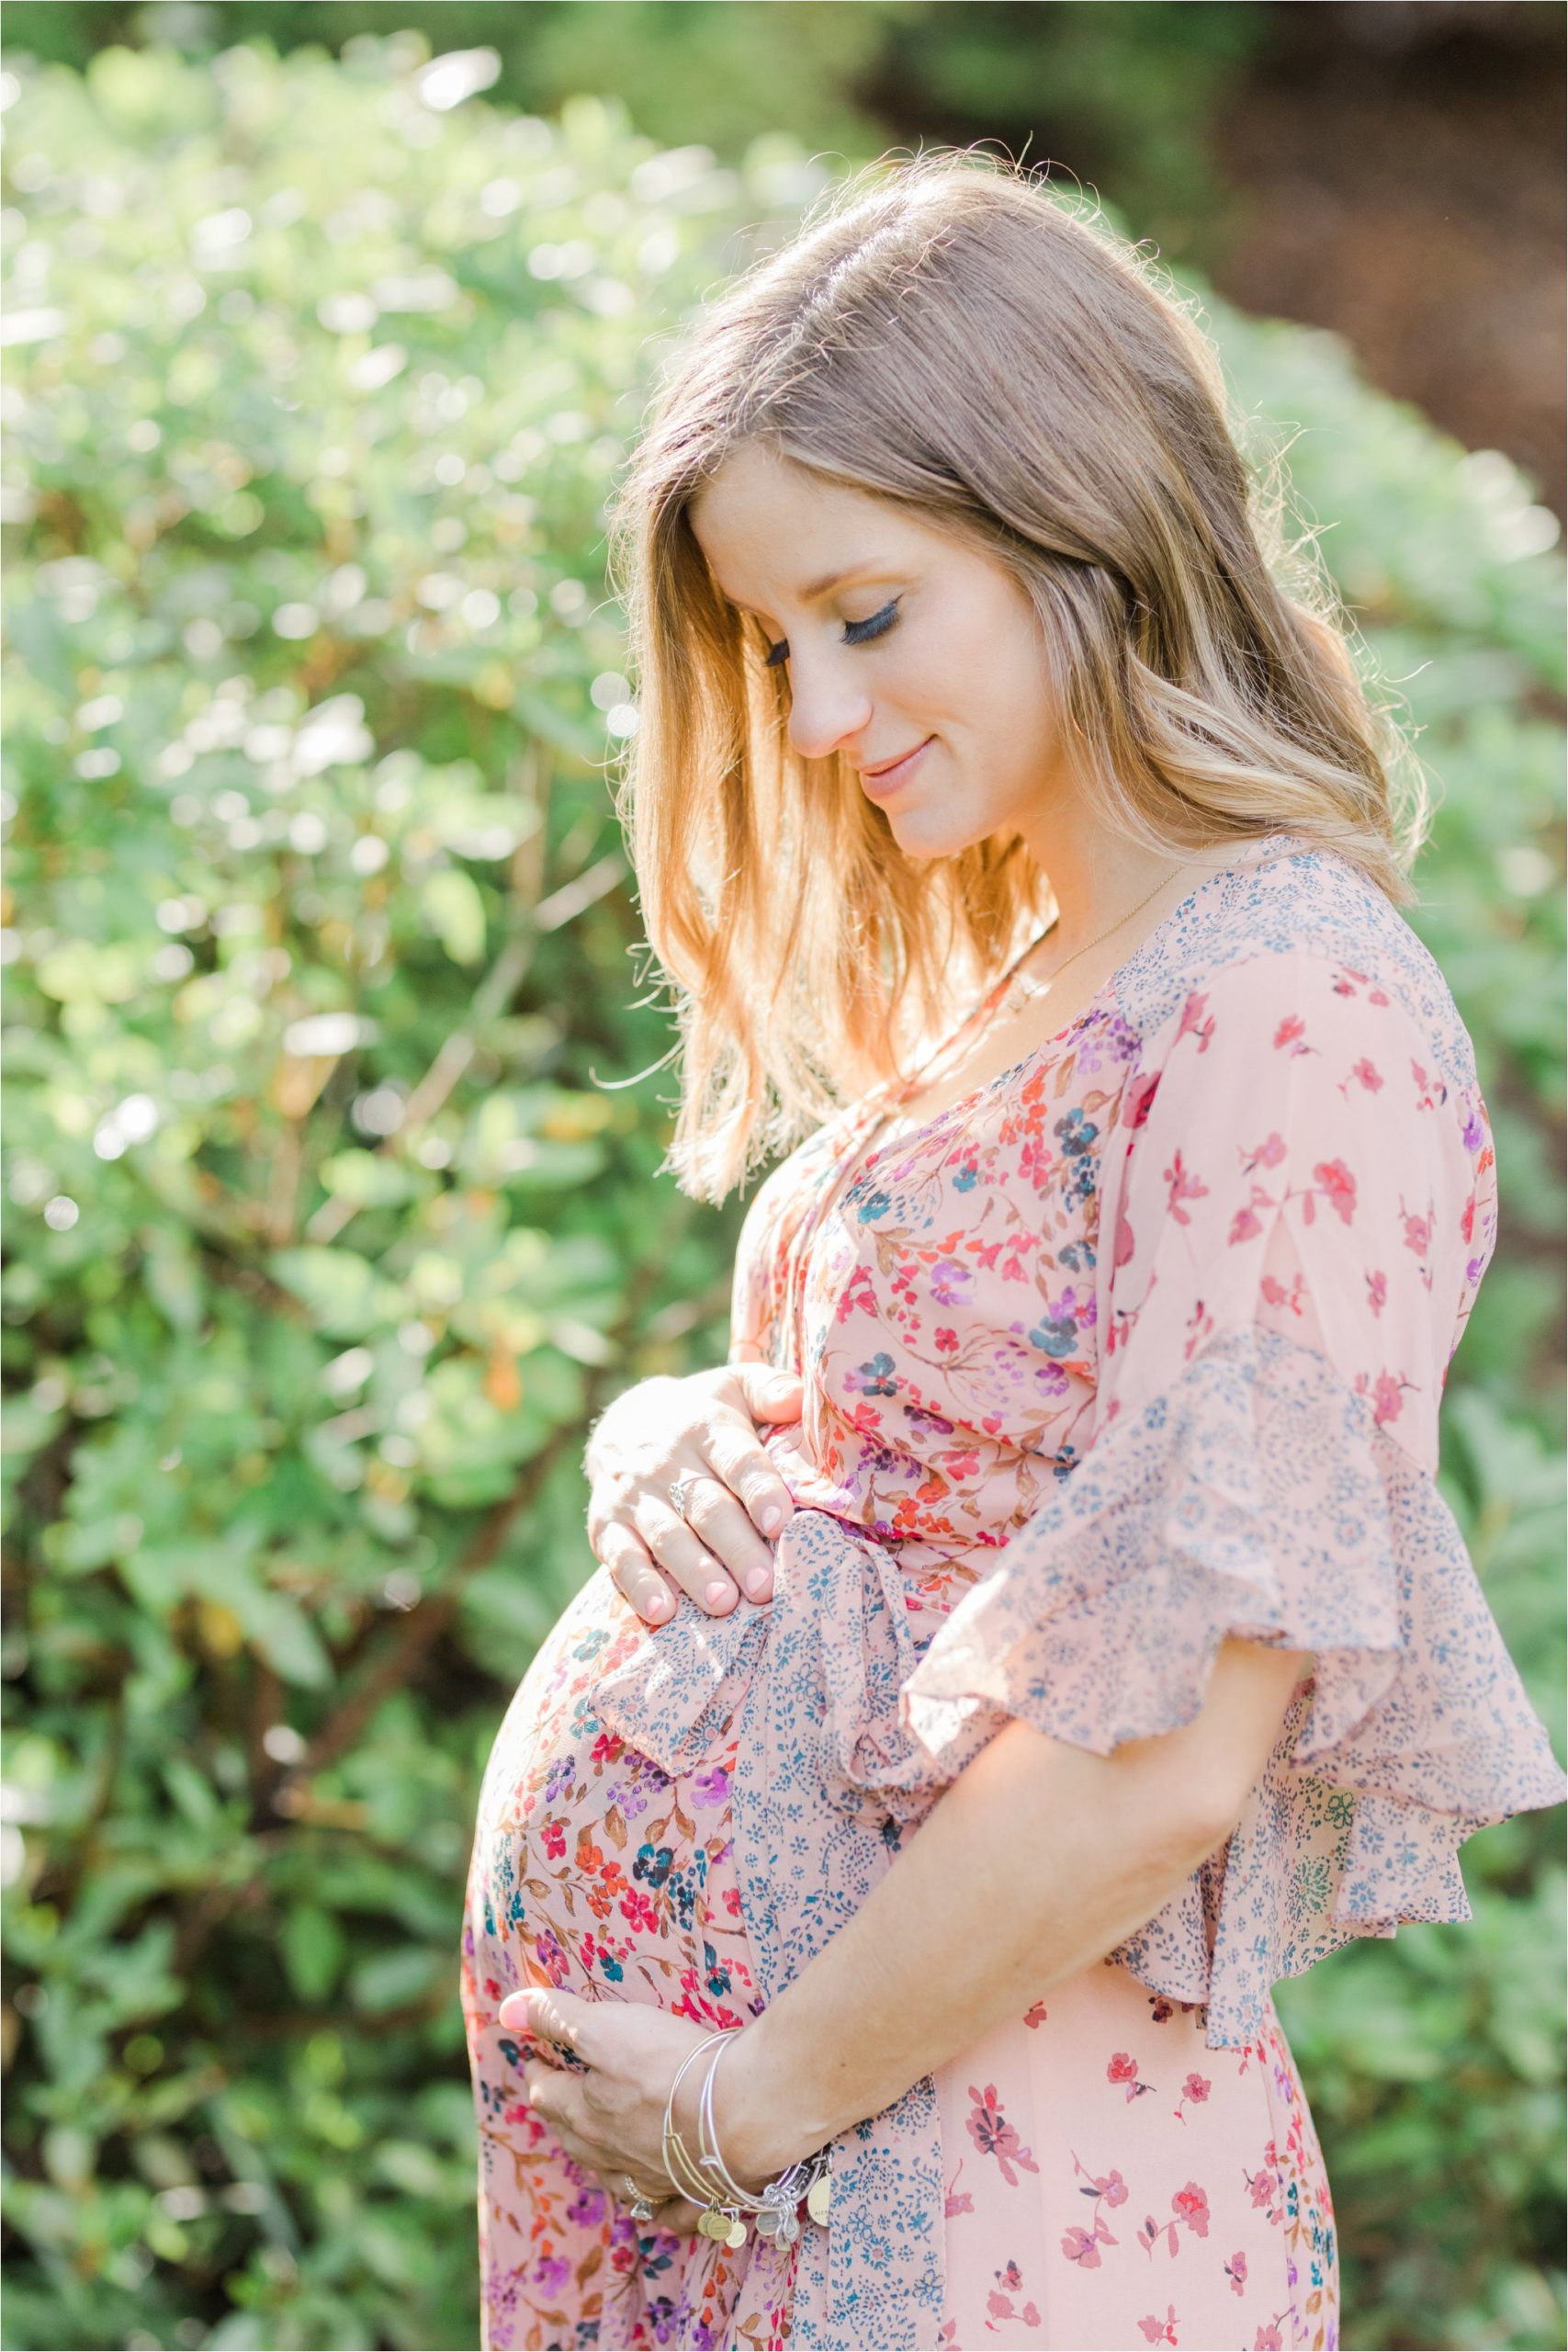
[461,831,1567,2351]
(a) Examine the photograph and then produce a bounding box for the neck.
[1015,794,1219,959]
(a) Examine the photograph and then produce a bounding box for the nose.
[784,652,874,765]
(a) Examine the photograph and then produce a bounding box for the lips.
[859,737,934,798]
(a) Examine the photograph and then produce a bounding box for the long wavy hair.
[606,149,1427,1206]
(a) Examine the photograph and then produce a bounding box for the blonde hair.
[607,149,1428,1206]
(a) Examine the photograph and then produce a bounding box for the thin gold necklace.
[998,863,1185,1013]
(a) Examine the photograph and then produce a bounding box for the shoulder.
[1113,831,1481,1099]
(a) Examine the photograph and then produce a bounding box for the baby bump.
[465,1565,766,2028]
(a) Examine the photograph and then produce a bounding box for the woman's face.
[688,443,1072,862]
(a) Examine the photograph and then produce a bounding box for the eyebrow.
[726,561,896,619]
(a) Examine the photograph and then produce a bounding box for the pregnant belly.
[466,1564,764,2025]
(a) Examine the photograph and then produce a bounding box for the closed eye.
[763,597,901,670]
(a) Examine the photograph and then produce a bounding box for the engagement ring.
[668,1473,698,1519]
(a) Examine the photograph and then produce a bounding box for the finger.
[506,1985,594,2060]
[595,1522,679,1627]
[635,1498,742,1617]
[675,1463,778,1601]
[649,2194,705,2236]
[732,1362,806,1430]
[523,2060,583,2133]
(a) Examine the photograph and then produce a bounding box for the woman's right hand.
[583,1364,805,1626]
[587,1374,808,1627]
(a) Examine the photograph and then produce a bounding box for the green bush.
[2,34,1562,2352]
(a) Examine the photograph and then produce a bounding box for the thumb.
[498,1984,588,2039]
[735,1362,805,1419]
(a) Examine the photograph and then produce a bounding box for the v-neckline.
[795,828,1301,1273]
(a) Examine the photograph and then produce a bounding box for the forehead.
[688,444,932,607]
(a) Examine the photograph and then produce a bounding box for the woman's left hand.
[497,1986,771,2233]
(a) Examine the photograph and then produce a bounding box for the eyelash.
[762,598,901,670]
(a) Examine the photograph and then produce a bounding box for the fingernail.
[743,1569,770,1600]
[703,1580,731,1609]
[645,1592,670,1620]
[760,1504,783,1533]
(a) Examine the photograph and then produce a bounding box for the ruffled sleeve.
[899,944,1568,2047]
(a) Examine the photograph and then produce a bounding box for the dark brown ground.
[1213,1,1565,516]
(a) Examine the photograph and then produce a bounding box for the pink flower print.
[1348,1055,1383,1092]
[1247,2162,1280,2213]
[1173,2070,1211,2122]
[1369,1369,1408,1427]
[1254,2324,1284,2349]
[1109,2050,1157,2103]
[1135,2303,1180,2346]
[1163,1148,1209,1225]
[1176,989,1214,1052]
[1273,1013,1308,1053]
[1172,2181,1211,2238]
[1022,1999,1048,2030]
[1309,1157,1357,1227]
[1229,1200,1263,1245]
[965,2083,1041,2188]
[1365,1268,1388,1317]
[1242,1130,1288,1173]
[1226,2249,1248,2297]
[618,1887,658,1934]
[985,2258,1043,2332]
[1400,1200,1434,1262]
[1061,2223,1104,2270]
[1259,1270,1306,1317]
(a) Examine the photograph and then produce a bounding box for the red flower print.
[541,1818,567,1860]
[1022,1999,1048,2030]
[1310,1157,1357,1227]
[965,2083,1041,2188]
[1135,2303,1179,2346]
[935,1327,958,1352]
[1109,2050,1156,2100]
[1171,2181,1211,2238]
[1225,2249,1248,2297]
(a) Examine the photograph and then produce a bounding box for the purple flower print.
[692,1766,730,1808]
[929,1256,972,1306]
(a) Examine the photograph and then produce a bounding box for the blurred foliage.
[6,0,1273,263]
[0,30,1563,2352]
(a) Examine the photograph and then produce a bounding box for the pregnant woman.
[460,153,1567,2351]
